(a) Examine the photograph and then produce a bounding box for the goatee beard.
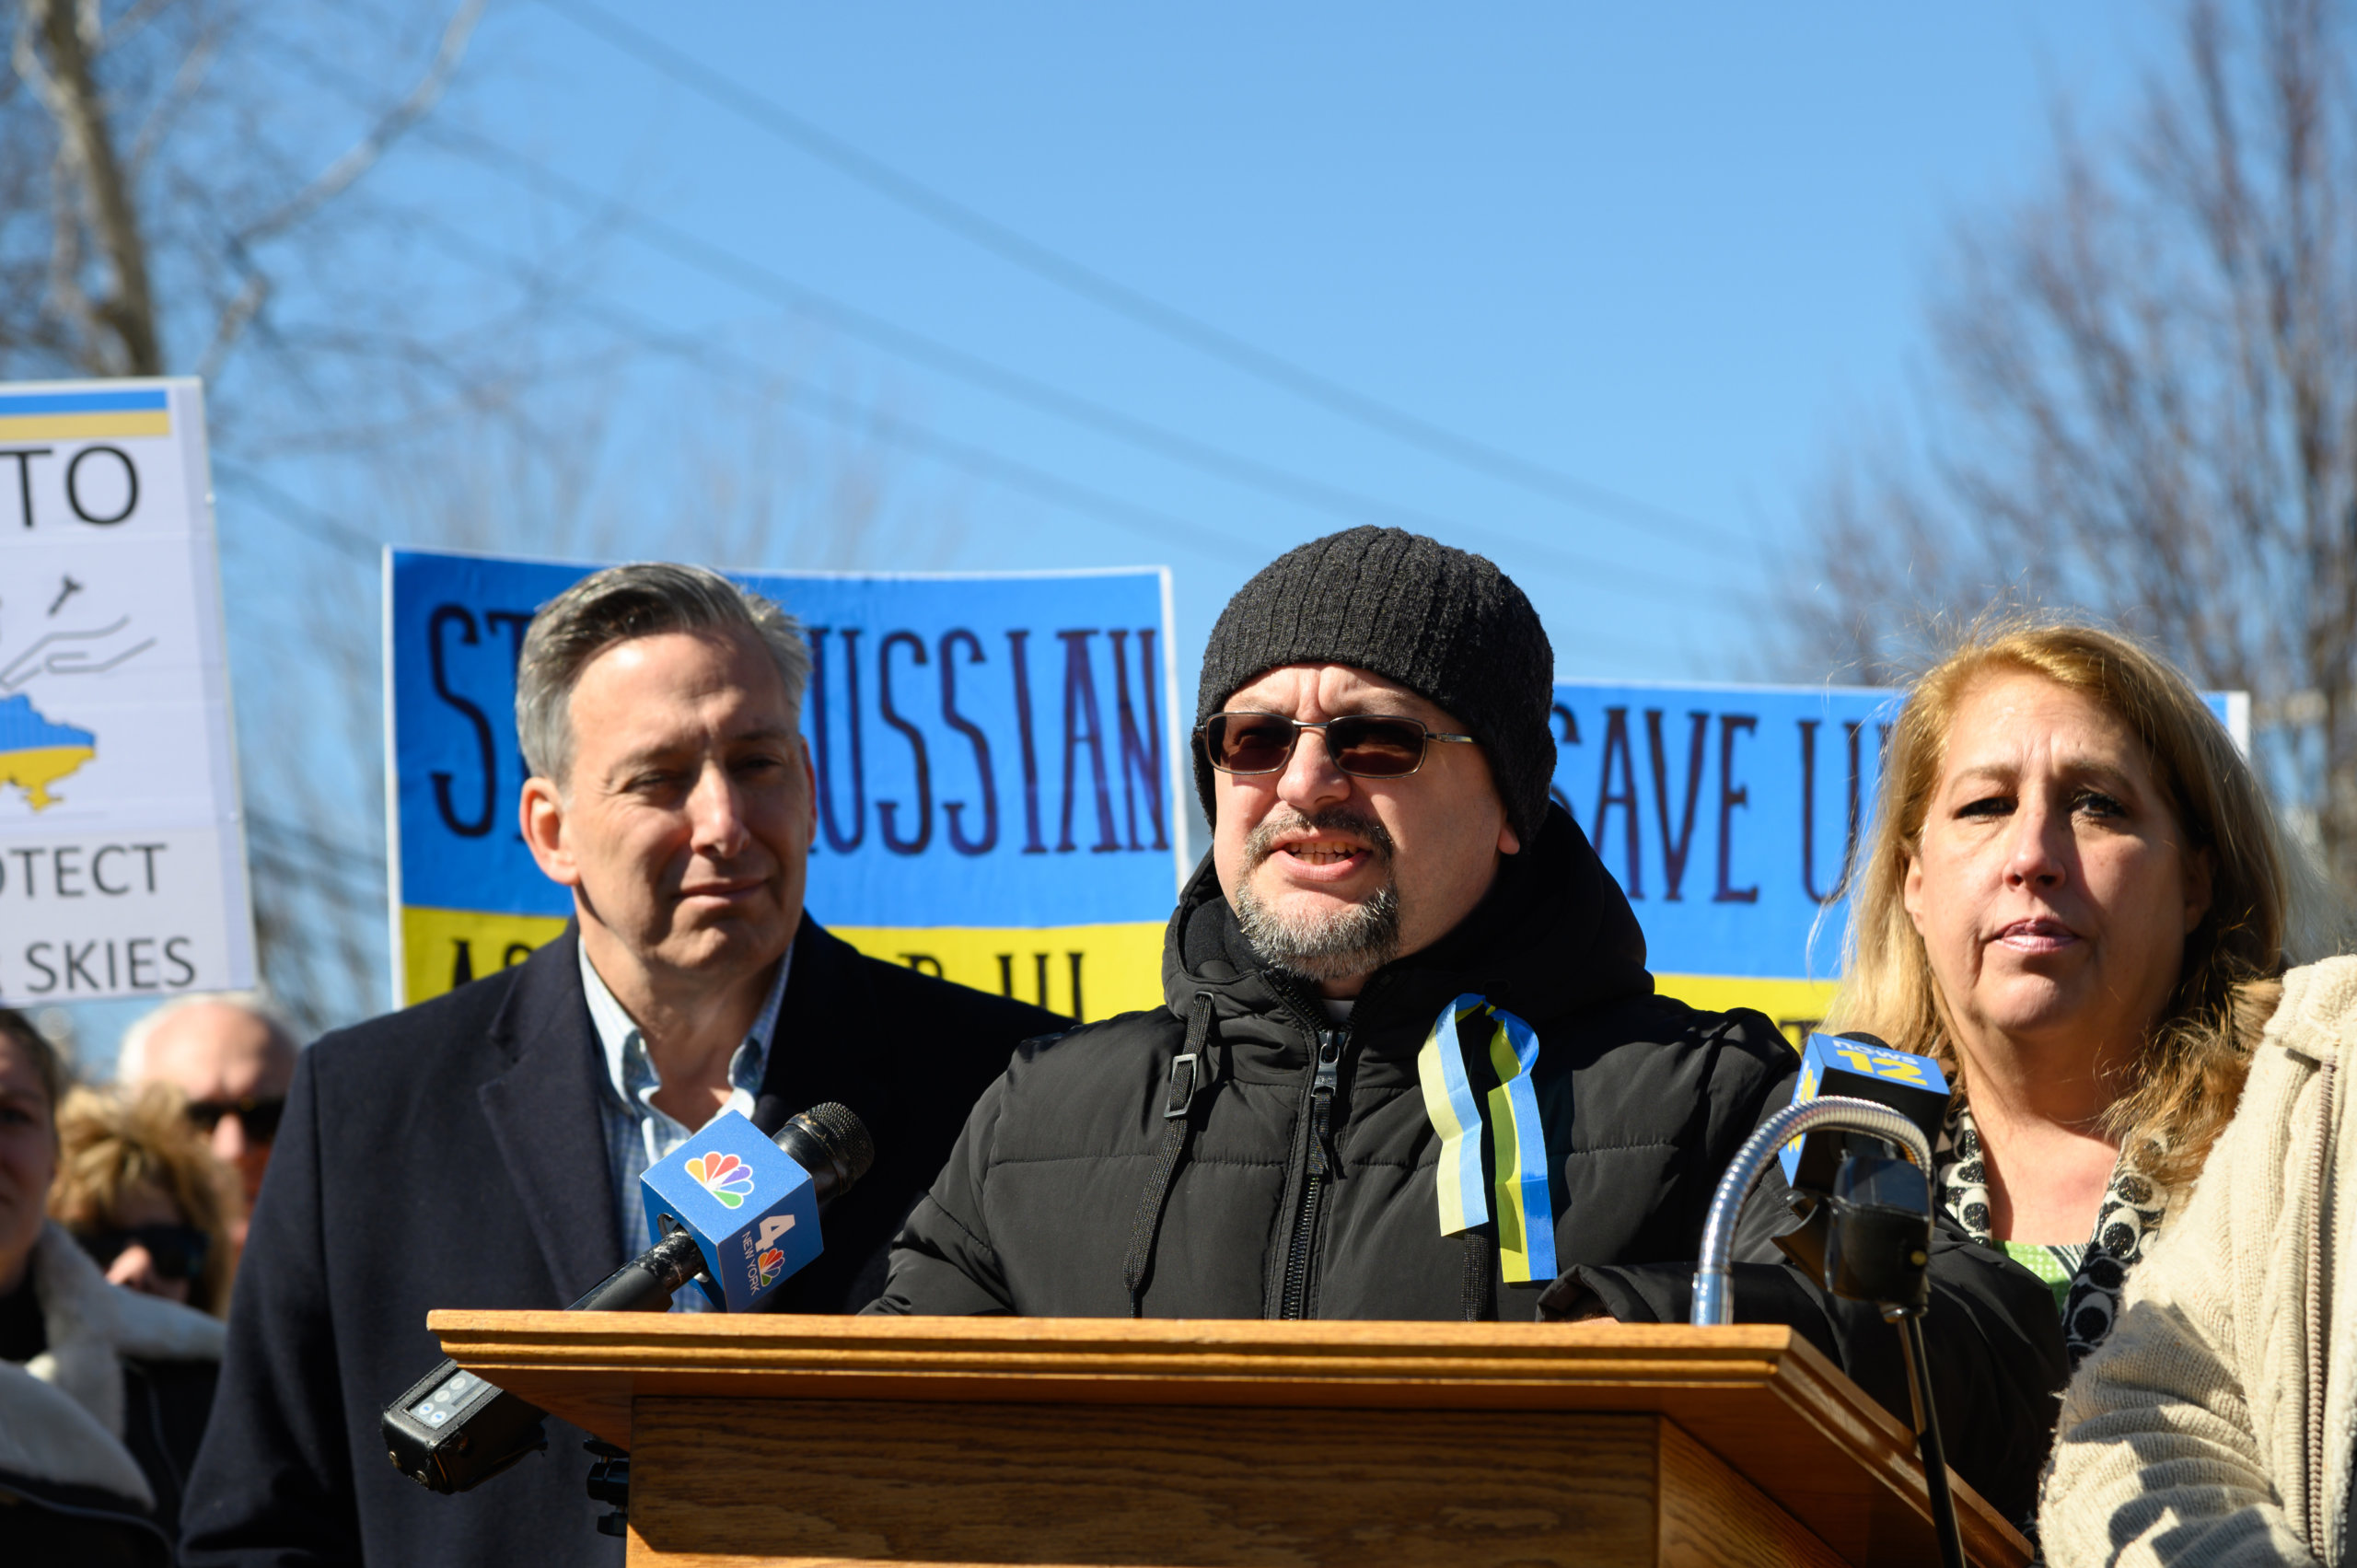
[1231,806,1402,984]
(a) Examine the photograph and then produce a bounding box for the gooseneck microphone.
[1690,1095,1933,1327]
[383,1103,873,1495]
[1692,1086,1965,1568]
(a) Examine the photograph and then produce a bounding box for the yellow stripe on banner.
[1653,975,1842,1050]
[399,906,1166,1023]
[829,923,1164,1024]
[401,907,569,1005]
[0,412,170,440]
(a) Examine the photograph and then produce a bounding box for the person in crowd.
[181,563,1062,1568]
[869,527,2066,1519]
[52,1084,239,1318]
[2038,957,2353,1566]
[0,1008,225,1560]
[115,992,299,1239]
[1825,620,2289,1366]
[1531,621,2272,1534]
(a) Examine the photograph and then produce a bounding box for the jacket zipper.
[2305,1060,2335,1552]
[1278,1021,1348,1318]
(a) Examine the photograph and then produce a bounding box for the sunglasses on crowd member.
[74,1224,212,1283]
[1199,712,1478,780]
[185,1095,285,1141]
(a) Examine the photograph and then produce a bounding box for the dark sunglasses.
[185,1096,284,1141]
[75,1223,211,1282]
[1199,712,1477,779]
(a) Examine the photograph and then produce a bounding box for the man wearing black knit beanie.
[869,528,2065,1525]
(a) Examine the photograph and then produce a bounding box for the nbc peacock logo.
[755,1247,786,1289]
[685,1151,757,1209]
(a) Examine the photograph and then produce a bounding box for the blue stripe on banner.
[0,389,168,414]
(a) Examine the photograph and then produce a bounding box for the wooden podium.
[430,1312,2034,1568]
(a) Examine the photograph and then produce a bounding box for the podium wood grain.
[629,1400,1838,1568]
[430,1312,2032,1568]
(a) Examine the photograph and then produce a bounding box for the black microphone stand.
[1812,1148,1967,1568]
[1890,1308,1966,1568]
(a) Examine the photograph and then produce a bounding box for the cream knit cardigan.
[2042,956,2357,1567]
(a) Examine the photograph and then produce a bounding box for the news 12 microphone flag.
[386,549,1186,1019]
[0,378,257,1005]
[1550,679,2248,1043]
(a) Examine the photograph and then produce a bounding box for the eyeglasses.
[1199,712,1477,779]
[75,1223,212,1283]
[186,1096,284,1142]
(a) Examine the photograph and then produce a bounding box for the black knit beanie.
[1194,527,1556,844]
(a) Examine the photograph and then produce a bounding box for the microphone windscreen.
[789,1102,876,1196]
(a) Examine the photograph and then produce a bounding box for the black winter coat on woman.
[871,804,2070,1522]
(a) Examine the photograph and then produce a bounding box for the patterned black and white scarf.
[1936,1098,2167,1367]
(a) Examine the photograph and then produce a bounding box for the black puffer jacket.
[872,805,1794,1320]
[872,805,2072,1522]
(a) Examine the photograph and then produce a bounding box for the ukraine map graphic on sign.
[0,693,96,810]
[387,550,1186,1020]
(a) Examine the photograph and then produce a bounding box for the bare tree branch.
[196,0,484,379]
[16,0,160,372]
[1788,0,2357,896]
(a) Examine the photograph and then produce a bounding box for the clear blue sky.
[377,0,2168,676]
[66,0,2181,1061]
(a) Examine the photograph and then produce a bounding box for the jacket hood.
[26,1221,224,1441]
[0,1357,156,1510]
[1164,801,1653,1049]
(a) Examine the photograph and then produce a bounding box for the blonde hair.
[49,1086,238,1317]
[1828,617,2291,1191]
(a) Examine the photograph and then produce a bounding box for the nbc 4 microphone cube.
[1779,1031,1950,1194]
[639,1109,822,1311]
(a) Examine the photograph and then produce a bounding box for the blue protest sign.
[386,549,1185,1019]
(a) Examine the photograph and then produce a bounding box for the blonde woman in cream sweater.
[2041,957,2357,1566]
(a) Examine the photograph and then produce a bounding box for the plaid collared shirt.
[579,943,791,1313]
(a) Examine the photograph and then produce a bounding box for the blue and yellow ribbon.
[1415,994,1558,1283]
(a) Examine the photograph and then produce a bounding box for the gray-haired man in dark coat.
[183,564,1060,1568]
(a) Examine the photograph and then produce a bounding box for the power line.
[403,215,1724,607]
[394,103,1718,583]
[534,0,1751,553]
[218,218,1260,565]
[218,197,1708,613]
[262,32,1491,550]
[242,36,1727,615]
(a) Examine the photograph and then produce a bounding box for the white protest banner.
[0,378,254,1004]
